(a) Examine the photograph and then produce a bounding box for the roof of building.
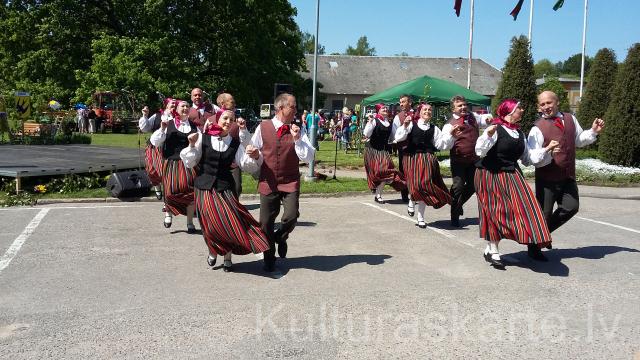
[301,55,502,97]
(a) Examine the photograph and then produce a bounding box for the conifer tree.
[577,48,618,130]
[492,36,538,131]
[599,44,640,166]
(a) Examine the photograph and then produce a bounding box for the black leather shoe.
[223,260,233,272]
[278,240,288,258]
[374,196,384,204]
[155,191,163,200]
[407,205,415,217]
[163,215,172,228]
[207,254,217,267]
[416,220,426,229]
[528,244,548,262]
[187,224,196,234]
[450,216,460,228]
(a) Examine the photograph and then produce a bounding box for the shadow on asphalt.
[230,254,392,278]
[428,217,479,229]
[503,246,639,277]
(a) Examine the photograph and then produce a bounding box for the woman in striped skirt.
[363,103,406,204]
[394,103,455,228]
[475,99,559,268]
[150,100,198,232]
[139,98,177,200]
[181,109,269,272]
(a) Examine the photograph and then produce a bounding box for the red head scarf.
[492,98,520,130]
[374,103,387,121]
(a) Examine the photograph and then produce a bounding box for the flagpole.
[528,0,534,50]
[307,0,320,180]
[467,0,475,89]
[579,0,588,98]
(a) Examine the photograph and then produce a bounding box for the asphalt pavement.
[1,189,639,359]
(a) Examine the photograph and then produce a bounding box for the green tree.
[576,48,618,130]
[345,36,376,56]
[492,36,538,131]
[537,77,570,112]
[301,31,325,55]
[534,59,559,79]
[599,43,640,166]
[561,53,593,77]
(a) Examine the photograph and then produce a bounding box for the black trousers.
[260,191,299,265]
[450,160,476,217]
[397,147,409,201]
[231,166,242,197]
[535,178,579,233]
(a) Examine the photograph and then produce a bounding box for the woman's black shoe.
[223,260,233,272]
[155,191,163,200]
[163,215,172,228]
[528,244,548,262]
[374,196,384,204]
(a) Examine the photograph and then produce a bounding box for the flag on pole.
[454,0,462,17]
[553,0,564,11]
[510,0,525,20]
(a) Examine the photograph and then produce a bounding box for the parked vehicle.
[92,91,136,133]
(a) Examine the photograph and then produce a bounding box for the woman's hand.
[188,132,198,147]
[485,124,498,137]
[546,140,560,153]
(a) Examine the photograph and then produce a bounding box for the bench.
[23,122,42,136]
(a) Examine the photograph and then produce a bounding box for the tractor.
[92,91,136,133]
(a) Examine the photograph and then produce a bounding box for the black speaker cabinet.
[106,170,152,198]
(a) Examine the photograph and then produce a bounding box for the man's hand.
[290,124,301,140]
[546,140,560,154]
[246,144,260,159]
[485,124,498,137]
[403,116,412,128]
[188,132,198,147]
[592,118,605,134]
[450,124,462,137]
[237,117,246,129]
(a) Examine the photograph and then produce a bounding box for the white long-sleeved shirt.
[238,127,251,147]
[441,112,493,138]
[149,118,194,148]
[250,117,316,166]
[139,112,175,133]
[363,117,392,141]
[527,112,598,167]
[393,120,454,151]
[391,110,414,138]
[180,132,259,174]
[475,125,548,166]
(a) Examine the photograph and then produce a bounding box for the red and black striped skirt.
[402,153,452,209]
[363,147,406,191]
[474,168,552,245]
[144,144,163,186]
[195,188,270,256]
[162,159,196,216]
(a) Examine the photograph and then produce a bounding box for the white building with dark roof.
[301,55,502,111]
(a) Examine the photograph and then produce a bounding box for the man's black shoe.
[278,240,288,258]
[528,244,548,262]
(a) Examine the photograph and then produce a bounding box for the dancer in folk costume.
[474,99,559,268]
[391,94,415,204]
[394,103,455,228]
[249,93,315,274]
[188,87,215,128]
[443,95,493,227]
[139,98,177,200]
[181,109,269,272]
[528,91,604,249]
[363,103,406,204]
[150,100,198,232]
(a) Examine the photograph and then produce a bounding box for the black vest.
[476,125,525,173]
[406,123,438,154]
[162,120,197,160]
[194,135,240,192]
[369,119,392,152]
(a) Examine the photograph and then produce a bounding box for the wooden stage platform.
[0,145,145,192]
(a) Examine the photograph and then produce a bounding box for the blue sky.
[290,0,638,69]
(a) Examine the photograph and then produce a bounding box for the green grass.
[90,133,147,148]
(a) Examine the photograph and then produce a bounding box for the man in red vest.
[188,88,214,128]
[528,90,604,253]
[442,95,492,227]
[248,93,316,273]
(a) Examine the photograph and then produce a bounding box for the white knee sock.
[375,183,385,198]
[408,199,415,210]
[417,202,426,222]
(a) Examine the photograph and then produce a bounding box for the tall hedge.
[577,48,618,130]
[492,36,538,132]
[599,44,640,167]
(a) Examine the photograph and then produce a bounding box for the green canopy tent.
[361,75,491,107]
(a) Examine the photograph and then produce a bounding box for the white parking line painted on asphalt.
[0,208,49,274]
[576,216,640,235]
[360,202,469,244]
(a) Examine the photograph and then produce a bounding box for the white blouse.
[180,132,260,174]
[149,118,193,148]
[363,117,391,139]
[393,120,455,150]
[475,125,548,166]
